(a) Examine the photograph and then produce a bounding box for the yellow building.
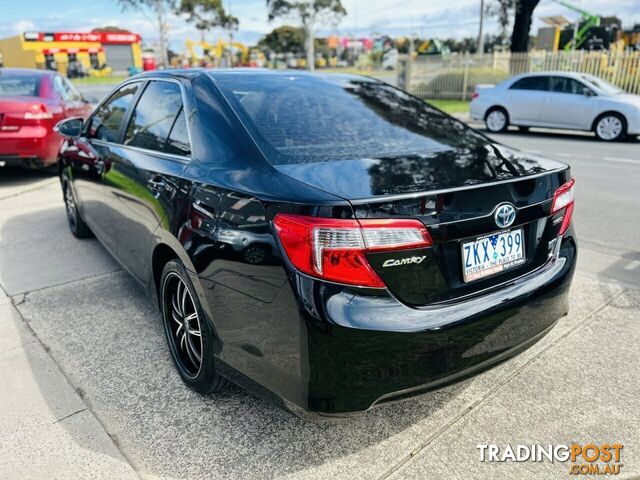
[0,31,143,76]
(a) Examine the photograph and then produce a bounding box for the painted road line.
[604,156,640,165]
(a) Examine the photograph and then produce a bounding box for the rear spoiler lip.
[347,166,569,205]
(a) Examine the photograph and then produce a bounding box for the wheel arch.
[149,230,205,312]
[591,110,628,133]
[484,105,510,121]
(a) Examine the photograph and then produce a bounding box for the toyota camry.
[56,69,577,416]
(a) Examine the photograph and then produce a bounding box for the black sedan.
[56,69,577,416]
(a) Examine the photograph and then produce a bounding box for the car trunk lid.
[275,144,571,307]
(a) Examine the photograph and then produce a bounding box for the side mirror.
[582,88,595,97]
[54,117,84,138]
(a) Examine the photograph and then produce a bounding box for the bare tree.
[510,0,540,52]
[266,0,346,71]
[115,0,173,67]
[489,0,539,52]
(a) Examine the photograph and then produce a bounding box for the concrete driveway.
[1,134,639,479]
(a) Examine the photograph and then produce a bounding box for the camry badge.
[382,256,427,268]
[494,203,516,229]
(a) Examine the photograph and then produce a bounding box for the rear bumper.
[202,231,576,417]
[469,100,487,121]
[296,233,576,416]
[0,126,61,167]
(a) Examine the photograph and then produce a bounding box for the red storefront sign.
[24,31,140,44]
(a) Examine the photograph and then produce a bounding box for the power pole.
[477,0,485,54]
[155,0,169,68]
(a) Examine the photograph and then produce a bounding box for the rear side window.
[165,108,191,156]
[124,81,185,153]
[0,74,41,97]
[90,82,140,142]
[509,76,549,91]
[550,76,588,95]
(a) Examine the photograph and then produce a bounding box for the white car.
[470,71,640,141]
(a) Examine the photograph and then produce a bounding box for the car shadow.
[3,205,477,479]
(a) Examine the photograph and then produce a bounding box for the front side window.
[509,76,549,91]
[90,82,140,142]
[550,76,589,95]
[124,81,184,153]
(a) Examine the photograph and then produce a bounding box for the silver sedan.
[470,71,640,141]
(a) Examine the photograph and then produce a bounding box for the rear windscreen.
[213,73,485,165]
[0,74,41,97]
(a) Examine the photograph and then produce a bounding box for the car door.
[539,76,596,130]
[103,79,192,285]
[505,76,548,125]
[67,82,141,245]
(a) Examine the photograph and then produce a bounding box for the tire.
[160,260,227,394]
[594,113,626,141]
[485,107,509,133]
[242,244,269,265]
[62,177,92,238]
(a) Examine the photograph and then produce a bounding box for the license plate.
[461,229,525,282]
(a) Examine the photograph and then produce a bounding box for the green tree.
[115,0,174,67]
[266,0,346,71]
[177,0,239,40]
[257,25,305,54]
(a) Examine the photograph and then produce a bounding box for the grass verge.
[71,75,128,85]
[425,99,470,115]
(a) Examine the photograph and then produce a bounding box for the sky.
[0,0,639,51]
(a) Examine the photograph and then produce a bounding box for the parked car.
[56,70,577,416]
[0,68,92,168]
[470,71,640,141]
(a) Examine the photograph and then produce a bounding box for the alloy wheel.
[486,110,507,132]
[163,272,203,378]
[243,246,266,264]
[64,181,78,229]
[596,115,623,141]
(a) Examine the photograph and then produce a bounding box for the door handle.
[148,177,168,197]
[148,177,166,190]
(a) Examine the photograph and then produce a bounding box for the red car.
[0,68,92,169]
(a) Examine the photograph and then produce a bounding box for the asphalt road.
[1,127,639,479]
[481,127,640,289]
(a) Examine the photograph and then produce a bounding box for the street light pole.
[477,0,485,54]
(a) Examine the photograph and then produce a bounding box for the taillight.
[24,103,53,120]
[471,91,479,100]
[273,214,432,288]
[551,178,575,236]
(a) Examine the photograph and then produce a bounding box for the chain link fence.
[398,50,640,100]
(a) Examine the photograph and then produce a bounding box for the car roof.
[515,71,586,80]
[129,67,378,84]
[0,67,55,77]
